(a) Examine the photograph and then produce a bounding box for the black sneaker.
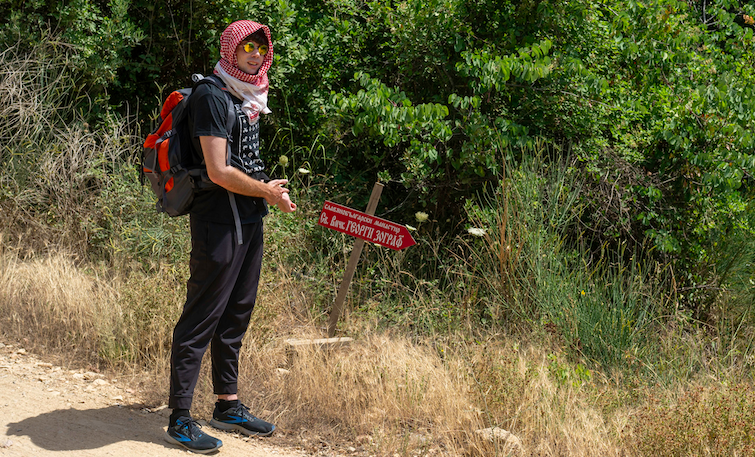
[164,416,223,454]
[209,402,276,436]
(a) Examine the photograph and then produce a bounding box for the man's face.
[236,40,267,75]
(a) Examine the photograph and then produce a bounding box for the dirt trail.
[0,341,313,457]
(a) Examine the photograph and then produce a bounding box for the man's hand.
[263,179,290,206]
[276,192,297,212]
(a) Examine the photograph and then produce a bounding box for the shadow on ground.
[5,405,174,452]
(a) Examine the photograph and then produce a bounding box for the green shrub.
[460,146,667,369]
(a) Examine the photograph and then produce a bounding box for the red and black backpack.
[142,74,234,217]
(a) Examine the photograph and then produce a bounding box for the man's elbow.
[206,166,232,189]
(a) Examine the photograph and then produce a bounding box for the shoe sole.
[209,419,276,437]
[164,431,223,454]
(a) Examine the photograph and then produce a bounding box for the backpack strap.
[193,75,244,245]
[193,74,236,140]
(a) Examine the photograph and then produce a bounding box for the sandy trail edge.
[0,342,313,457]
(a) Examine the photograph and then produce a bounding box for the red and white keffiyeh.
[214,20,274,123]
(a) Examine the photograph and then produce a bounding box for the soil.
[0,341,320,457]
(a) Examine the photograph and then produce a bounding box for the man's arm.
[200,136,288,205]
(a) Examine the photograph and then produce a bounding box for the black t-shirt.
[187,81,268,224]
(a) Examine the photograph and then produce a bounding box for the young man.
[164,20,295,454]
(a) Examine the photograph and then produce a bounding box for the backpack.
[142,74,234,217]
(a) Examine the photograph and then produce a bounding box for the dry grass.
[0,238,633,456]
[0,239,121,365]
[456,340,627,457]
[623,382,755,456]
[7,238,755,456]
[0,237,186,369]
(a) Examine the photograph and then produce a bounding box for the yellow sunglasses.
[242,42,268,56]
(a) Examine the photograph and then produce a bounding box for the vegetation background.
[1,0,754,455]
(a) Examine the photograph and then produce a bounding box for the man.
[164,20,295,454]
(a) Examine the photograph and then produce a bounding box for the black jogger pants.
[169,217,264,410]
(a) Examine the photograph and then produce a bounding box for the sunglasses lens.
[243,43,268,56]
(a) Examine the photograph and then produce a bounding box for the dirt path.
[0,341,315,457]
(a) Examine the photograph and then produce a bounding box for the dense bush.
[1,0,754,315]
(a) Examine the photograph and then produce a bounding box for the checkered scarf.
[214,20,273,122]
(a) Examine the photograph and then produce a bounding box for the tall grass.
[1,41,119,255]
[459,150,666,370]
[0,243,121,362]
[0,39,191,265]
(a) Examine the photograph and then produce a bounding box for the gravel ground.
[0,341,316,457]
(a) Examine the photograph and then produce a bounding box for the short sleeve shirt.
[187,81,268,224]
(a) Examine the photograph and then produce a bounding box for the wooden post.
[327,182,384,337]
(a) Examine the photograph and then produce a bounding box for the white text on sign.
[318,201,415,250]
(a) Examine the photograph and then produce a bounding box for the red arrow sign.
[318,201,416,250]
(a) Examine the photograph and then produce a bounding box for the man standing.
[164,20,295,454]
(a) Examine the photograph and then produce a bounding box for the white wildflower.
[467,227,486,237]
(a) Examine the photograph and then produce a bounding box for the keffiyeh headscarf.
[214,20,274,123]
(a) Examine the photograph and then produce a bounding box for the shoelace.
[176,418,205,438]
[232,403,260,421]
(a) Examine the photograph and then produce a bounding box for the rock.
[475,427,524,455]
[408,433,431,447]
[152,405,171,418]
[356,435,373,444]
[36,362,53,368]
[83,371,101,380]
[92,379,109,387]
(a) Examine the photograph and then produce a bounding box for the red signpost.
[318,200,416,250]
[319,184,416,337]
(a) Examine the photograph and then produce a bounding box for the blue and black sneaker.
[209,402,276,437]
[164,416,223,454]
